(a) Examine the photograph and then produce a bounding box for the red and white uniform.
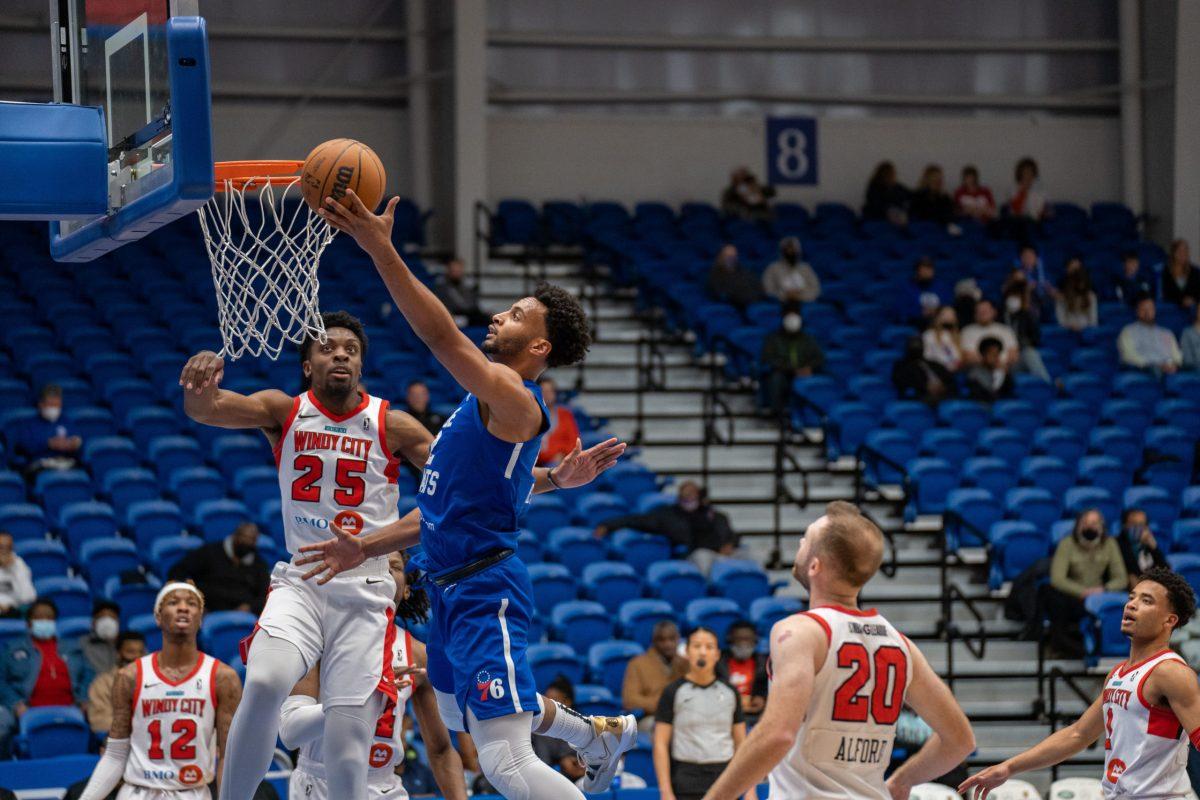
[1101,649,1192,798]
[253,390,400,706]
[123,653,220,800]
[768,605,913,800]
[289,628,416,800]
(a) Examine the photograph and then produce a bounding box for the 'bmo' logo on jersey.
[476,670,506,702]
[1107,757,1128,782]
[178,765,203,785]
[369,742,394,769]
[143,769,177,781]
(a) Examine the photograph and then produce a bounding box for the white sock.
[541,700,597,749]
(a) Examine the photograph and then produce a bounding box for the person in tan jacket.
[623,620,689,734]
[86,631,144,733]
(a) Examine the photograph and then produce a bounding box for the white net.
[197,175,336,360]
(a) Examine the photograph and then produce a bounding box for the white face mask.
[94,616,119,642]
[1005,296,1022,313]
[782,314,802,333]
[40,406,62,423]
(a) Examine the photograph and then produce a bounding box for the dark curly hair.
[1139,566,1197,629]
[298,310,368,390]
[533,282,591,368]
[394,550,430,627]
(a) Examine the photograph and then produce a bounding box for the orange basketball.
[300,138,387,213]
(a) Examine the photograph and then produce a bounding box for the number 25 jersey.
[769,605,914,800]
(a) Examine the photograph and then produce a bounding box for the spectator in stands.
[167,521,270,613]
[761,237,820,303]
[16,384,82,478]
[531,676,587,781]
[707,245,764,311]
[1055,256,1099,331]
[895,256,950,328]
[0,599,89,718]
[965,337,1014,403]
[1117,508,1167,584]
[86,631,145,733]
[953,165,996,222]
[909,164,955,226]
[594,481,738,575]
[922,306,965,373]
[720,166,775,223]
[622,619,689,734]
[1162,239,1200,309]
[760,306,824,417]
[953,278,982,330]
[1116,251,1154,307]
[1007,156,1048,221]
[0,532,34,618]
[1001,276,1052,382]
[961,300,1019,370]
[716,621,767,722]
[1181,303,1200,371]
[1118,296,1182,377]
[402,380,445,435]
[892,335,953,405]
[433,257,489,327]
[1012,245,1055,315]
[536,377,580,466]
[653,627,750,800]
[1046,509,1128,658]
[863,161,909,226]
[68,600,120,679]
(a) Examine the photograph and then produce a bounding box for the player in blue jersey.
[297,191,638,799]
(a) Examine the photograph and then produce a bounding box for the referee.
[653,627,756,800]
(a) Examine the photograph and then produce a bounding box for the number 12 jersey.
[127,652,221,791]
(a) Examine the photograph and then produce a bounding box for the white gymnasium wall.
[487,113,1122,210]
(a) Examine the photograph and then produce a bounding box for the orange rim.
[213,160,305,191]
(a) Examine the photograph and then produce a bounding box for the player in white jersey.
[280,552,467,800]
[76,583,242,800]
[702,501,975,800]
[961,566,1200,800]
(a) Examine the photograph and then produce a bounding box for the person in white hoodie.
[0,533,35,617]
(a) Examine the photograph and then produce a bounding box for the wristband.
[547,467,564,490]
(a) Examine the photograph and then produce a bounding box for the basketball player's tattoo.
[776,630,794,646]
[108,665,137,740]
[214,663,243,756]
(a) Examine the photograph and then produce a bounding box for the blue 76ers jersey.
[416,380,549,572]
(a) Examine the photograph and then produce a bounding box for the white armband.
[79,737,130,800]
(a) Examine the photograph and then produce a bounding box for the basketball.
[300,138,387,213]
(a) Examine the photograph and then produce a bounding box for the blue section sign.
[765,117,818,186]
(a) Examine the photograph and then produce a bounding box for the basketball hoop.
[197,160,334,360]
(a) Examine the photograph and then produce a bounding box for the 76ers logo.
[475,670,506,702]
[1106,757,1127,783]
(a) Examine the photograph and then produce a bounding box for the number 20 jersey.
[768,605,914,800]
[126,653,220,790]
[274,391,401,557]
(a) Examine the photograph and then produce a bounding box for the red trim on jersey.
[1136,655,1184,714]
[151,652,206,686]
[377,400,402,485]
[132,658,143,710]
[274,396,302,467]
[238,624,259,666]
[1117,648,1173,679]
[307,390,370,423]
[798,611,832,645]
[812,604,879,618]
[208,658,219,709]
[376,611,399,701]
[404,629,413,665]
[1190,726,1200,750]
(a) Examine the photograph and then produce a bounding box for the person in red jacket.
[536,377,581,466]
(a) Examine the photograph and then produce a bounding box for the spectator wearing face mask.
[759,308,824,417]
[1000,275,1052,382]
[895,256,951,328]
[965,337,1014,403]
[1055,257,1099,331]
[0,598,89,720]
[167,521,270,612]
[1118,296,1182,377]
[66,600,120,680]
[86,631,145,733]
[892,335,954,405]
[707,244,765,311]
[716,621,767,722]
[922,306,965,373]
[721,167,775,223]
[16,384,82,479]
[1046,509,1128,659]
[761,237,820,304]
[1116,508,1168,583]
[0,532,34,618]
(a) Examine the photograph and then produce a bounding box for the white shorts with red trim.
[253,560,397,706]
[116,785,211,800]
[289,765,411,800]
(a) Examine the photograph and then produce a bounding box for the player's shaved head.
[796,501,885,591]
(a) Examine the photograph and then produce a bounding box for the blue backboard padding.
[0,102,107,219]
[50,16,214,262]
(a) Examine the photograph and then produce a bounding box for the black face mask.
[1080,527,1102,543]
[232,542,255,558]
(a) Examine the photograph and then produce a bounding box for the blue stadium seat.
[83,437,140,479]
[1014,374,1055,405]
[846,375,894,411]
[992,399,1043,437]
[636,491,675,514]
[1005,488,1062,530]
[884,401,938,439]
[0,619,27,650]
[748,596,803,638]
[1050,519,1076,545]
[791,375,841,426]
[1089,427,1142,464]
[1062,374,1109,406]
[103,379,158,420]
[989,521,1047,589]
[494,199,542,246]
[56,615,93,642]
[126,500,185,549]
[168,467,228,515]
[148,436,204,479]
[551,600,614,654]
[609,528,671,566]
[709,559,771,610]
[1019,457,1075,498]
[201,610,258,660]
[59,501,118,550]
[906,458,956,517]
[193,499,252,542]
[1063,486,1119,524]
[1033,428,1087,464]
[128,613,163,652]
[827,402,875,459]
[24,352,77,384]
[16,705,90,759]
[581,562,643,614]
[618,599,675,643]
[0,503,47,541]
[545,527,607,575]
[1169,554,1200,594]
[945,489,1003,550]
[1143,462,1192,495]
[1155,398,1200,437]
[0,379,29,410]
[526,563,577,616]
[1099,399,1152,436]
[918,429,972,471]
[861,430,916,487]
[105,576,162,621]
[78,537,140,586]
[1124,486,1179,533]
[962,457,1018,497]
[1166,371,1200,398]
[573,684,622,717]
[587,640,643,697]
[33,575,91,617]
[685,598,742,646]
[124,407,181,448]
[0,472,22,506]
[523,495,572,535]
[85,353,139,386]
[604,463,659,506]
[63,407,117,441]
[1171,520,1200,555]
[34,470,93,522]
[516,530,543,564]
[1078,456,1130,498]
[1144,426,1194,467]
[1184,486,1200,518]
[15,539,69,578]
[212,435,269,479]
[976,430,1029,466]
[938,400,991,438]
[646,560,707,612]
[102,468,159,516]
[527,642,584,689]
[1046,399,1097,437]
[1114,372,1162,407]
[231,466,278,511]
[149,534,203,576]
[574,493,626,526]
[1084,593,1131,664]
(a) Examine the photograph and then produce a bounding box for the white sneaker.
[575,714,638,793]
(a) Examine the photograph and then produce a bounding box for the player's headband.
[154,582,206,616]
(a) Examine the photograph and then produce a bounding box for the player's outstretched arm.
[959,693,1104,799]
[278,664,325,749]
[409,639,469,800]
[320,192,542,438]
[78,665,137,800]
[702,615,825,800]
[884,643,975,800]
[180,350,293,431]
[296,508,423,584]
[532,437,626,494]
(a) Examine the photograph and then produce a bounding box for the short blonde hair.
[816,501,885,588]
